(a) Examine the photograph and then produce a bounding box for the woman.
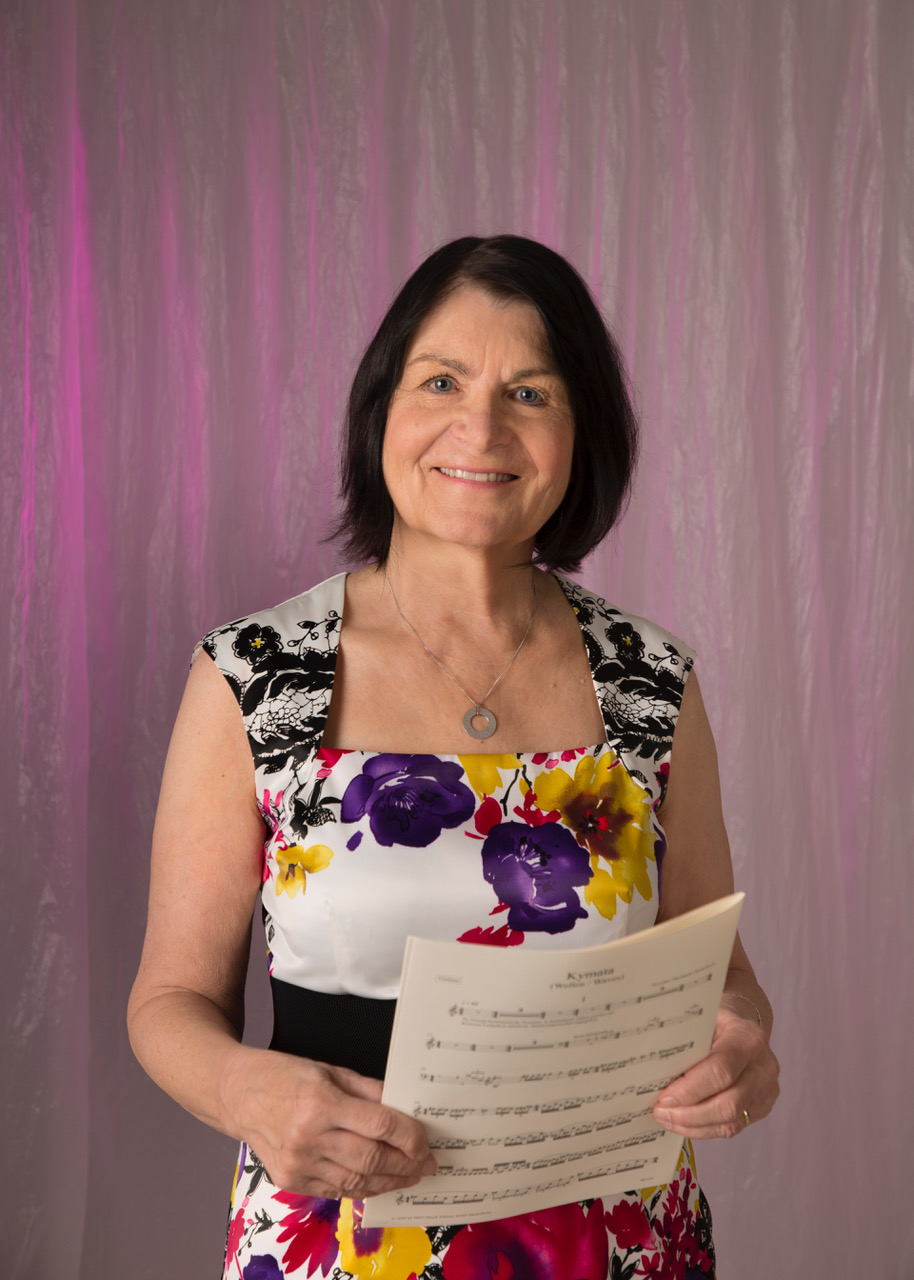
[129,235,779,1279]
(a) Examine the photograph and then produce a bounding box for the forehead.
[405,285,551,362]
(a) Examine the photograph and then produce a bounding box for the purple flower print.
[341,754,475,848]
[480,820,590,933]
[242,1257,285,1280]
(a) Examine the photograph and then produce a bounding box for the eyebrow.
[407,353,471,375]
[406,352,561,381]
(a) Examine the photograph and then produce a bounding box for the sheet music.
[363,893,743,1227]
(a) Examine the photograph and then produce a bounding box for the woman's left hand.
[652,1000,780,1139]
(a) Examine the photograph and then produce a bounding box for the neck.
[383,528,538,627]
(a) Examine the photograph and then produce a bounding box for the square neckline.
[318,744,611,763]
[318,570,611,757]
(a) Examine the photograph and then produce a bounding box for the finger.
[659,1016,768,1108]
[317,1155,434,1200]
[655,1099,766,1140]
[323,1076,434,1165]
[262,1149,433,1201]
[289,1073,437,1175]
[658,1051,743,1111]
[654,1069,780,1139]
[320,1123,438,1183]
[255,1098,437,1199]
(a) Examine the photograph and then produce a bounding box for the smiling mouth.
[436,467,517,483]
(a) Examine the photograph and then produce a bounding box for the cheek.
[380,416,427,512]
[381,405,418,469]
[380,418,404,482]
[545,429,575,489]
[382,444,415,494]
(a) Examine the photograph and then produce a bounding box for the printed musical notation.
[362,893,744,1229]
[424,1002,704,1055]
[445,971,712,1027]
[411,1077,671,1121]
[416,1042,698,1089]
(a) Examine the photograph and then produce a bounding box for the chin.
[421,515,536,554]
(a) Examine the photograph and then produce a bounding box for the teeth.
[438,468,514,482]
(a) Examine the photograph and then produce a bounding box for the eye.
[424,375,456,394]
[514,386,544,404]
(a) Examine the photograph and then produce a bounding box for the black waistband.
[268,977,397,1081]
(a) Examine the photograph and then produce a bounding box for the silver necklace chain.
[383,568,537,740]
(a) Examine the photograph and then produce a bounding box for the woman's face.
[382,286,574,558]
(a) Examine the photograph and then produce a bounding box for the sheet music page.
[363,893,743,1228]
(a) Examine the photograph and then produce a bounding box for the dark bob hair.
[335,235,638,574]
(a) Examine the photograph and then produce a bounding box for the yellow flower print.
[337,1198,432,1279]
[274,843,333,898]
[530,750,655,920]
[458,752,522,800]
[531,750,647,859]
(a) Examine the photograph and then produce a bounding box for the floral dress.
[199,573,715,1280]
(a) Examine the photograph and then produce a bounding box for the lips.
[435,467,516,483]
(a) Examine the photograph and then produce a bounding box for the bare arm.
[652,672,780,1138]
[127,652,434,1196]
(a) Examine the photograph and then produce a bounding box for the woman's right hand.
[222,1045,436,1199]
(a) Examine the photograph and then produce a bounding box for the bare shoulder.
[152,651,265,843]
[665,672,721,789]
[656,672,735,921]
[168,648,260,777]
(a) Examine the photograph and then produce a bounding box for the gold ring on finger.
[742,1108,751,1128]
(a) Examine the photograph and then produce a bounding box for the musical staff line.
[447,970,713,1027]
[426,1004,703,1054]
[417,1042,695,1089]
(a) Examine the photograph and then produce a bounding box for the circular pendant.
[463,705,497,740]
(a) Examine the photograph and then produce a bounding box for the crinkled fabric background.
[1,1,911,1276]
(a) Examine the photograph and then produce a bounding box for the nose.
[451,392,509,453]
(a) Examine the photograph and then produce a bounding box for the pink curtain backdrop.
[2,1,911,1275]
